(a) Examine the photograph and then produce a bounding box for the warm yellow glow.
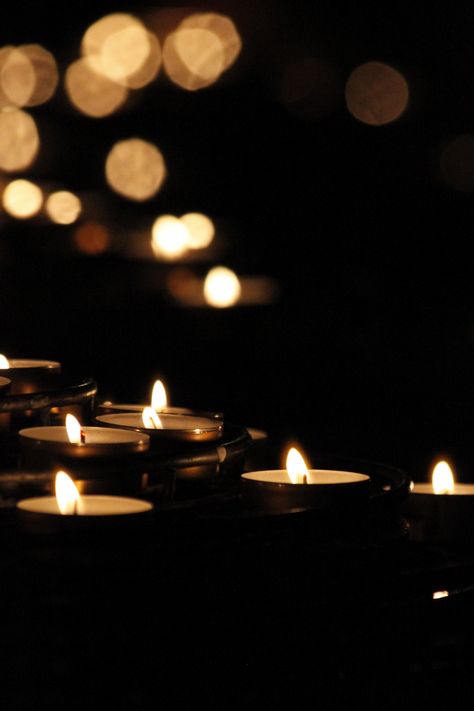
[65,414,82,444]
[105,138,166,201]
[151,380,167,411]
[0,47,36,108]
[123,32,162,89]
[142,406,162,429]
[180,212,215,249]
[180,13,241,72]
[65,58,128,118]
[101,26,151,82]
[74,222,110,255]
[2,179,43,219]
[163,28,225,91]
[204,266,241,308]
[432,460,455,495]
[19,44,59,107]
[0,354,10,368]
[151,215,189,259]
[433,590,449,600]
[345,61,409,126]
[45,191,82,225]
[55,471,80,515]
[0,109,39,172]
[286,447,310,484]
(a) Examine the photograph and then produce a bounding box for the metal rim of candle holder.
[0,375,97,413]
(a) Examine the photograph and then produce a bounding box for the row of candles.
[0,353,470,542]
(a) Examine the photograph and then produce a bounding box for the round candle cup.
[241,469,370,512]
[98,401,223,421]
[95,412,223,446]
[0,376,11,394]
[0,359,61,394]
[17,494,153,535]
[404,482,474,544]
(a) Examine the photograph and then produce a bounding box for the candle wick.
[80,430,86,445]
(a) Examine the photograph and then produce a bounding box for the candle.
[95,410,223,445]
[241,446,370,512]
[18,414,150,493]
[404,459,474,543]
[98,379,223,421]
[17,470,153,534]
[0,354,61,394]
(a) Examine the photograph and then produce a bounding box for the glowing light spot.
[204,266,241,308]
[0,47,35,108]
[74,221,110,255]
[432,460,455,495]
[105,138,166,201]
[180,212,214,249]
[440,134,474,192]
[163,28,225,91]
[151,215,189,259]
[45,191,82,225]
[286,447,310,484]
[0,109,39,172]
[65,58,128,118]
[2,179,43,219]
[433,590,449,600]
[19,44,59,106]
[0,354,10,368]
[345,61,409,126]
[142,406,162,429]
[180,13,241,72]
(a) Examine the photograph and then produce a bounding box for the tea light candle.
[0,354,61,394]
[242,447,370,512]
[95,411,223,444]
[98,379,223,420]
[404,460,474,543]
[17,471,153,533]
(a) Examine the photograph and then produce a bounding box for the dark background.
[0,1,472,479]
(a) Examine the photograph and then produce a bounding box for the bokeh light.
[345,61,409,126]
[151,215,189,259]
[45,191,82,225]
[105,138,166,201]
[65,58,128,118]
[439,134,474,192]
[2,179,43,219]
[180,212,215,249]
[0,109,39,172]
[180,13,241,72]
[20,45,59,106]
[0,46,36,108]
[163,28,224,91]
[74,221,110,255]
[204,266,241,308]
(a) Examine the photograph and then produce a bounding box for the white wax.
[96,412,221,433]
[99,403,223,419]
[241,470,370,485]
[17,495,152,515]
[1,359,60,370]
[19,426,148,445]
[411,483,474,496]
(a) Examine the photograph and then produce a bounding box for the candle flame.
[55,471,80,515]
[151,379,167,411]
[0,354,10,368]
[65,413,83,444]
[286,447,309,484]
[432,460,455,495]
[142,406,162,429]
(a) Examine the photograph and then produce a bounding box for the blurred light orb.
[180,212,215,248]
[0,47,35,108]
[105,138,166,201]
[20,45,59,106]
[345,61,409,126]
[65,58,128,118]
[151,215,189,259]
[81,13,159,88]
[204,266,241,308]
[439,134,474,192]
[0,109,39,172]
[74,221,110,255]
[2,179,43,219]
[46,191,82,225]
[180,13,241,72]
[163,28,225,90]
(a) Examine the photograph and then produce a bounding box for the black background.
[0,0,472,479]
